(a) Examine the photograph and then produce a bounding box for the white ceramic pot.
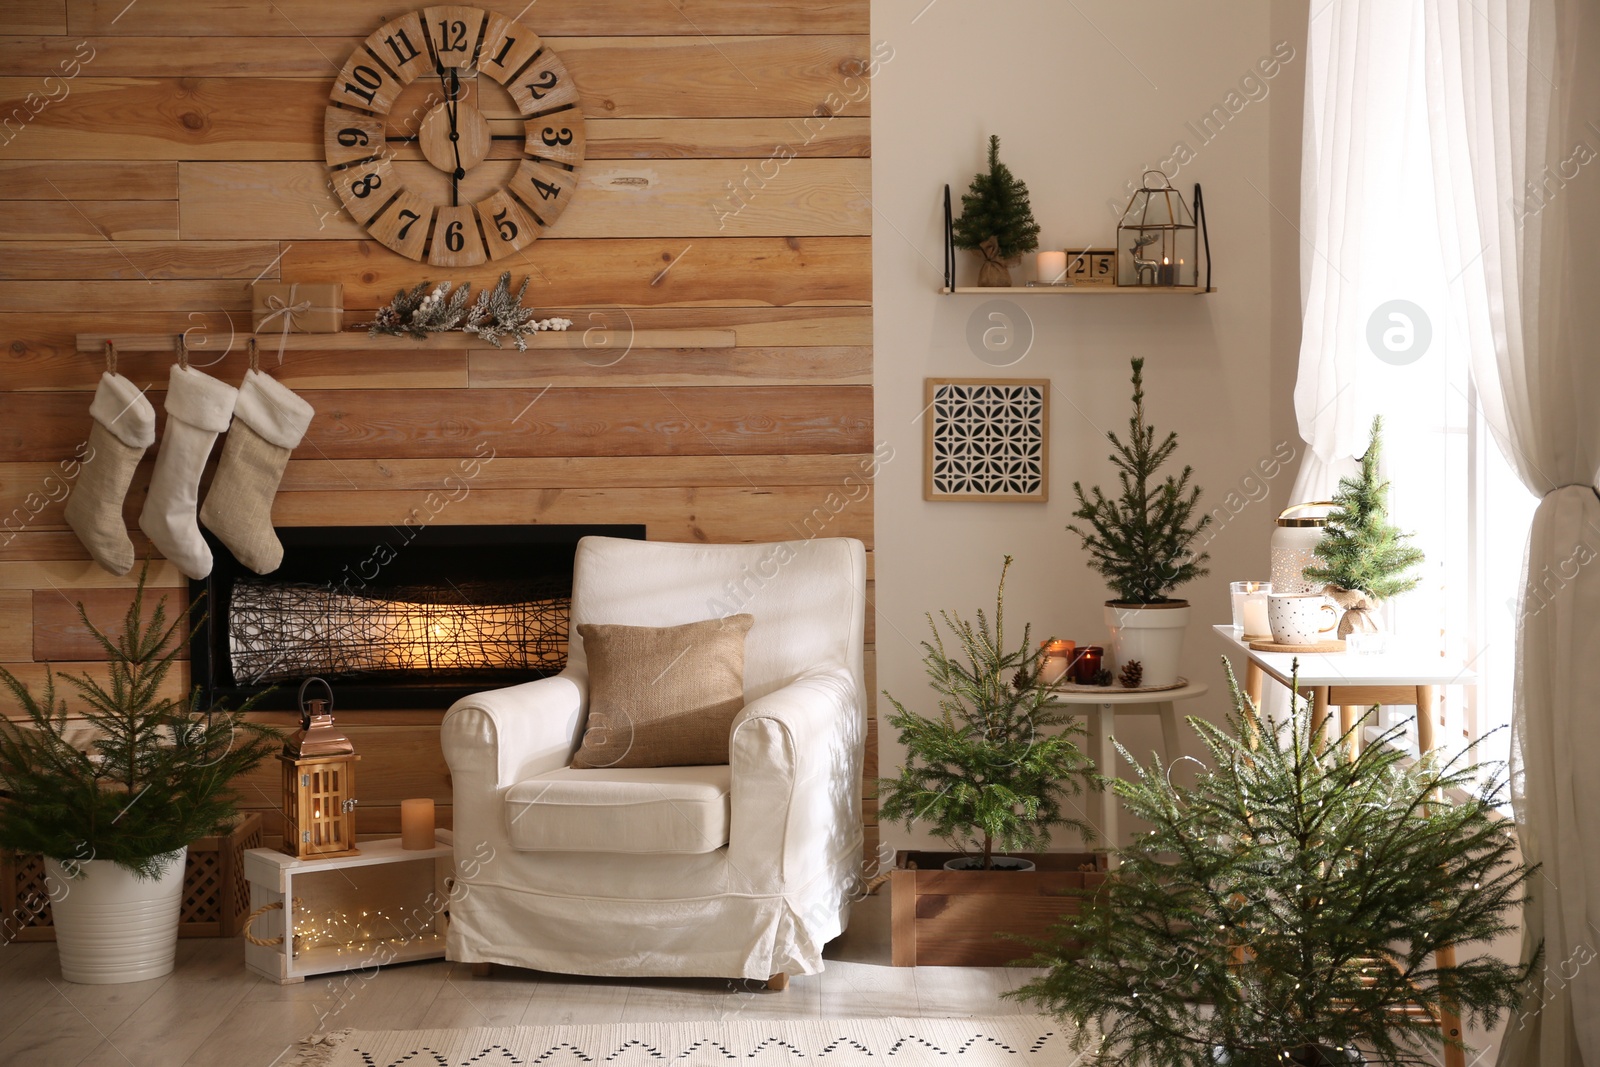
[1103,601,1190,688]
[44,848,186,984]
[943,855,1037,872]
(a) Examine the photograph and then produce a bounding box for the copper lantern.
[280,677,361,860]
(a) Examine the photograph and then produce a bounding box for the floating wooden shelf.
[76,328,737,354]
[938,286,1215,295]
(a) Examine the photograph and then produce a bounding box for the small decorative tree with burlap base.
[1303,415,1425,637]
[952,135,1040,287]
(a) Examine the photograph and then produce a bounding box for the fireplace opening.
[191,524,644,710]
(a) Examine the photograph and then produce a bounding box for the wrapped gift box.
[251,282,344,334]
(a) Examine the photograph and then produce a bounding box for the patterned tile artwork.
[925,379,1049,501]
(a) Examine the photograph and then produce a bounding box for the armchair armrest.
[729,667,863,887]
[441,669,589,789]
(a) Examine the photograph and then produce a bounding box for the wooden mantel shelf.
[939,286,1215,295]
[75,328,737,354]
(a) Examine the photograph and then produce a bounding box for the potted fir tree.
[1303,416,1425,639]
[878,555,1091,871]
[952,135,1040,286]
[1067,358,1210,687]
[0,566,279,984]
[1011,665,1534,1066]
[879,556,1102,967]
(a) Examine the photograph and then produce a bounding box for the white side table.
[243,831,453,984]
[1211,625,1476,757]
[1041,682,1210,853]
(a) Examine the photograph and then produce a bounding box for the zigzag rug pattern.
[284,1016,1080,1066]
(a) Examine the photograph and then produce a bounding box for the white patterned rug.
[284,1016,1077,1065]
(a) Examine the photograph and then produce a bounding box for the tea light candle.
[400,798,435,850]
[1039,639,1075,685]
[1036,250,1067,285]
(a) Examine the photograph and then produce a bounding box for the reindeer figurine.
[1128,232,1161,285]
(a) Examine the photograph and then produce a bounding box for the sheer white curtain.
[1426,2,1600,1064]
[1300,0,1600,1061]
[1291,0,1458,649]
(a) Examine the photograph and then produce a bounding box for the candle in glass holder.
[400,798,435,850]
[1038,639,1075,685]
[1072,646,1104,684]
[1230,581,1273,637]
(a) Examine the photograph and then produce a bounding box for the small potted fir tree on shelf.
[879,556,1102,967]
[1304,415,1425,640]
[1011,665,1534,1066]
[1067,358,1210,687]
[0,565,279,984]
[952,135,1040,287]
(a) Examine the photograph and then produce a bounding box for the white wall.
[870,0,1309,851]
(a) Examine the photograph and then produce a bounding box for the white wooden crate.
[243,830,453,984]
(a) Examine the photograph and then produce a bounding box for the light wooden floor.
[0,893,1045,1067]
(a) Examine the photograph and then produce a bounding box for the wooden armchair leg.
[470,962,493,977]
[766,972,789,992]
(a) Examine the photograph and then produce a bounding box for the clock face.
[325,5,585,266]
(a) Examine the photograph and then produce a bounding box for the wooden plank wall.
[0,0,876,858]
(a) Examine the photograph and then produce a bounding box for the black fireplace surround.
[190,524,643,711]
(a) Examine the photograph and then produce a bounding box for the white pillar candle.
[1241,597,1271,639]
[1036,250,1067,285]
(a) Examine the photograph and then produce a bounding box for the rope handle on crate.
[242,897,303,947]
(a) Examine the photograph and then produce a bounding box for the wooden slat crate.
[890,850,1108,967]
[1,813,263,943]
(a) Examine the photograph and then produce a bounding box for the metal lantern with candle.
[279,677,361,860]
[1270,502,1335,595]
[1116,171,1199,287]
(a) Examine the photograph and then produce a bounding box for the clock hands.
[434,62,466,206]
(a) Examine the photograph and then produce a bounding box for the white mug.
[1267,593,1339,645]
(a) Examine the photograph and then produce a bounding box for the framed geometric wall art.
[923,378,1050,502]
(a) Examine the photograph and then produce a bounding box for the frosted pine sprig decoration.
[367,274,571,347]
[463,271,572,350]
[368,280,473,340]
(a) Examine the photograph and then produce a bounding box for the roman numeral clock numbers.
[321,6,584,265]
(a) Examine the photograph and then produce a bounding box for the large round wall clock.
[324,6,584,267]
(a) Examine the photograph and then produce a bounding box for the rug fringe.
[280,1028,352,1067]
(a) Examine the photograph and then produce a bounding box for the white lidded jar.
[1270,502,1334,595]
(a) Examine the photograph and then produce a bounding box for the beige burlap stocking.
[199,369,314,575]
[63,373,156,576]
[138,364,238,580]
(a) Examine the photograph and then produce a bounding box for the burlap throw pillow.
[571,614,753,769]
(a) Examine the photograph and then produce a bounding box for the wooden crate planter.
[1,813,263,943]
[890,850,1107,967]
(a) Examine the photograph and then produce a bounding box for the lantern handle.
[297,675,334,719]
[1141,169,1175,191]
[1278,501,1337,520]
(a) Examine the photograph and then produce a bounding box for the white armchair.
[441,536,867,983]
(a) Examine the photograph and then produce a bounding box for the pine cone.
[1118,660,1143,688]
[1011,664,1035,692]
[1091,667,1114,687]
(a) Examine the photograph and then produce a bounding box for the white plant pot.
[943,855,1037,872]
[1103,601,1190,688]
[44,848,186,984]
